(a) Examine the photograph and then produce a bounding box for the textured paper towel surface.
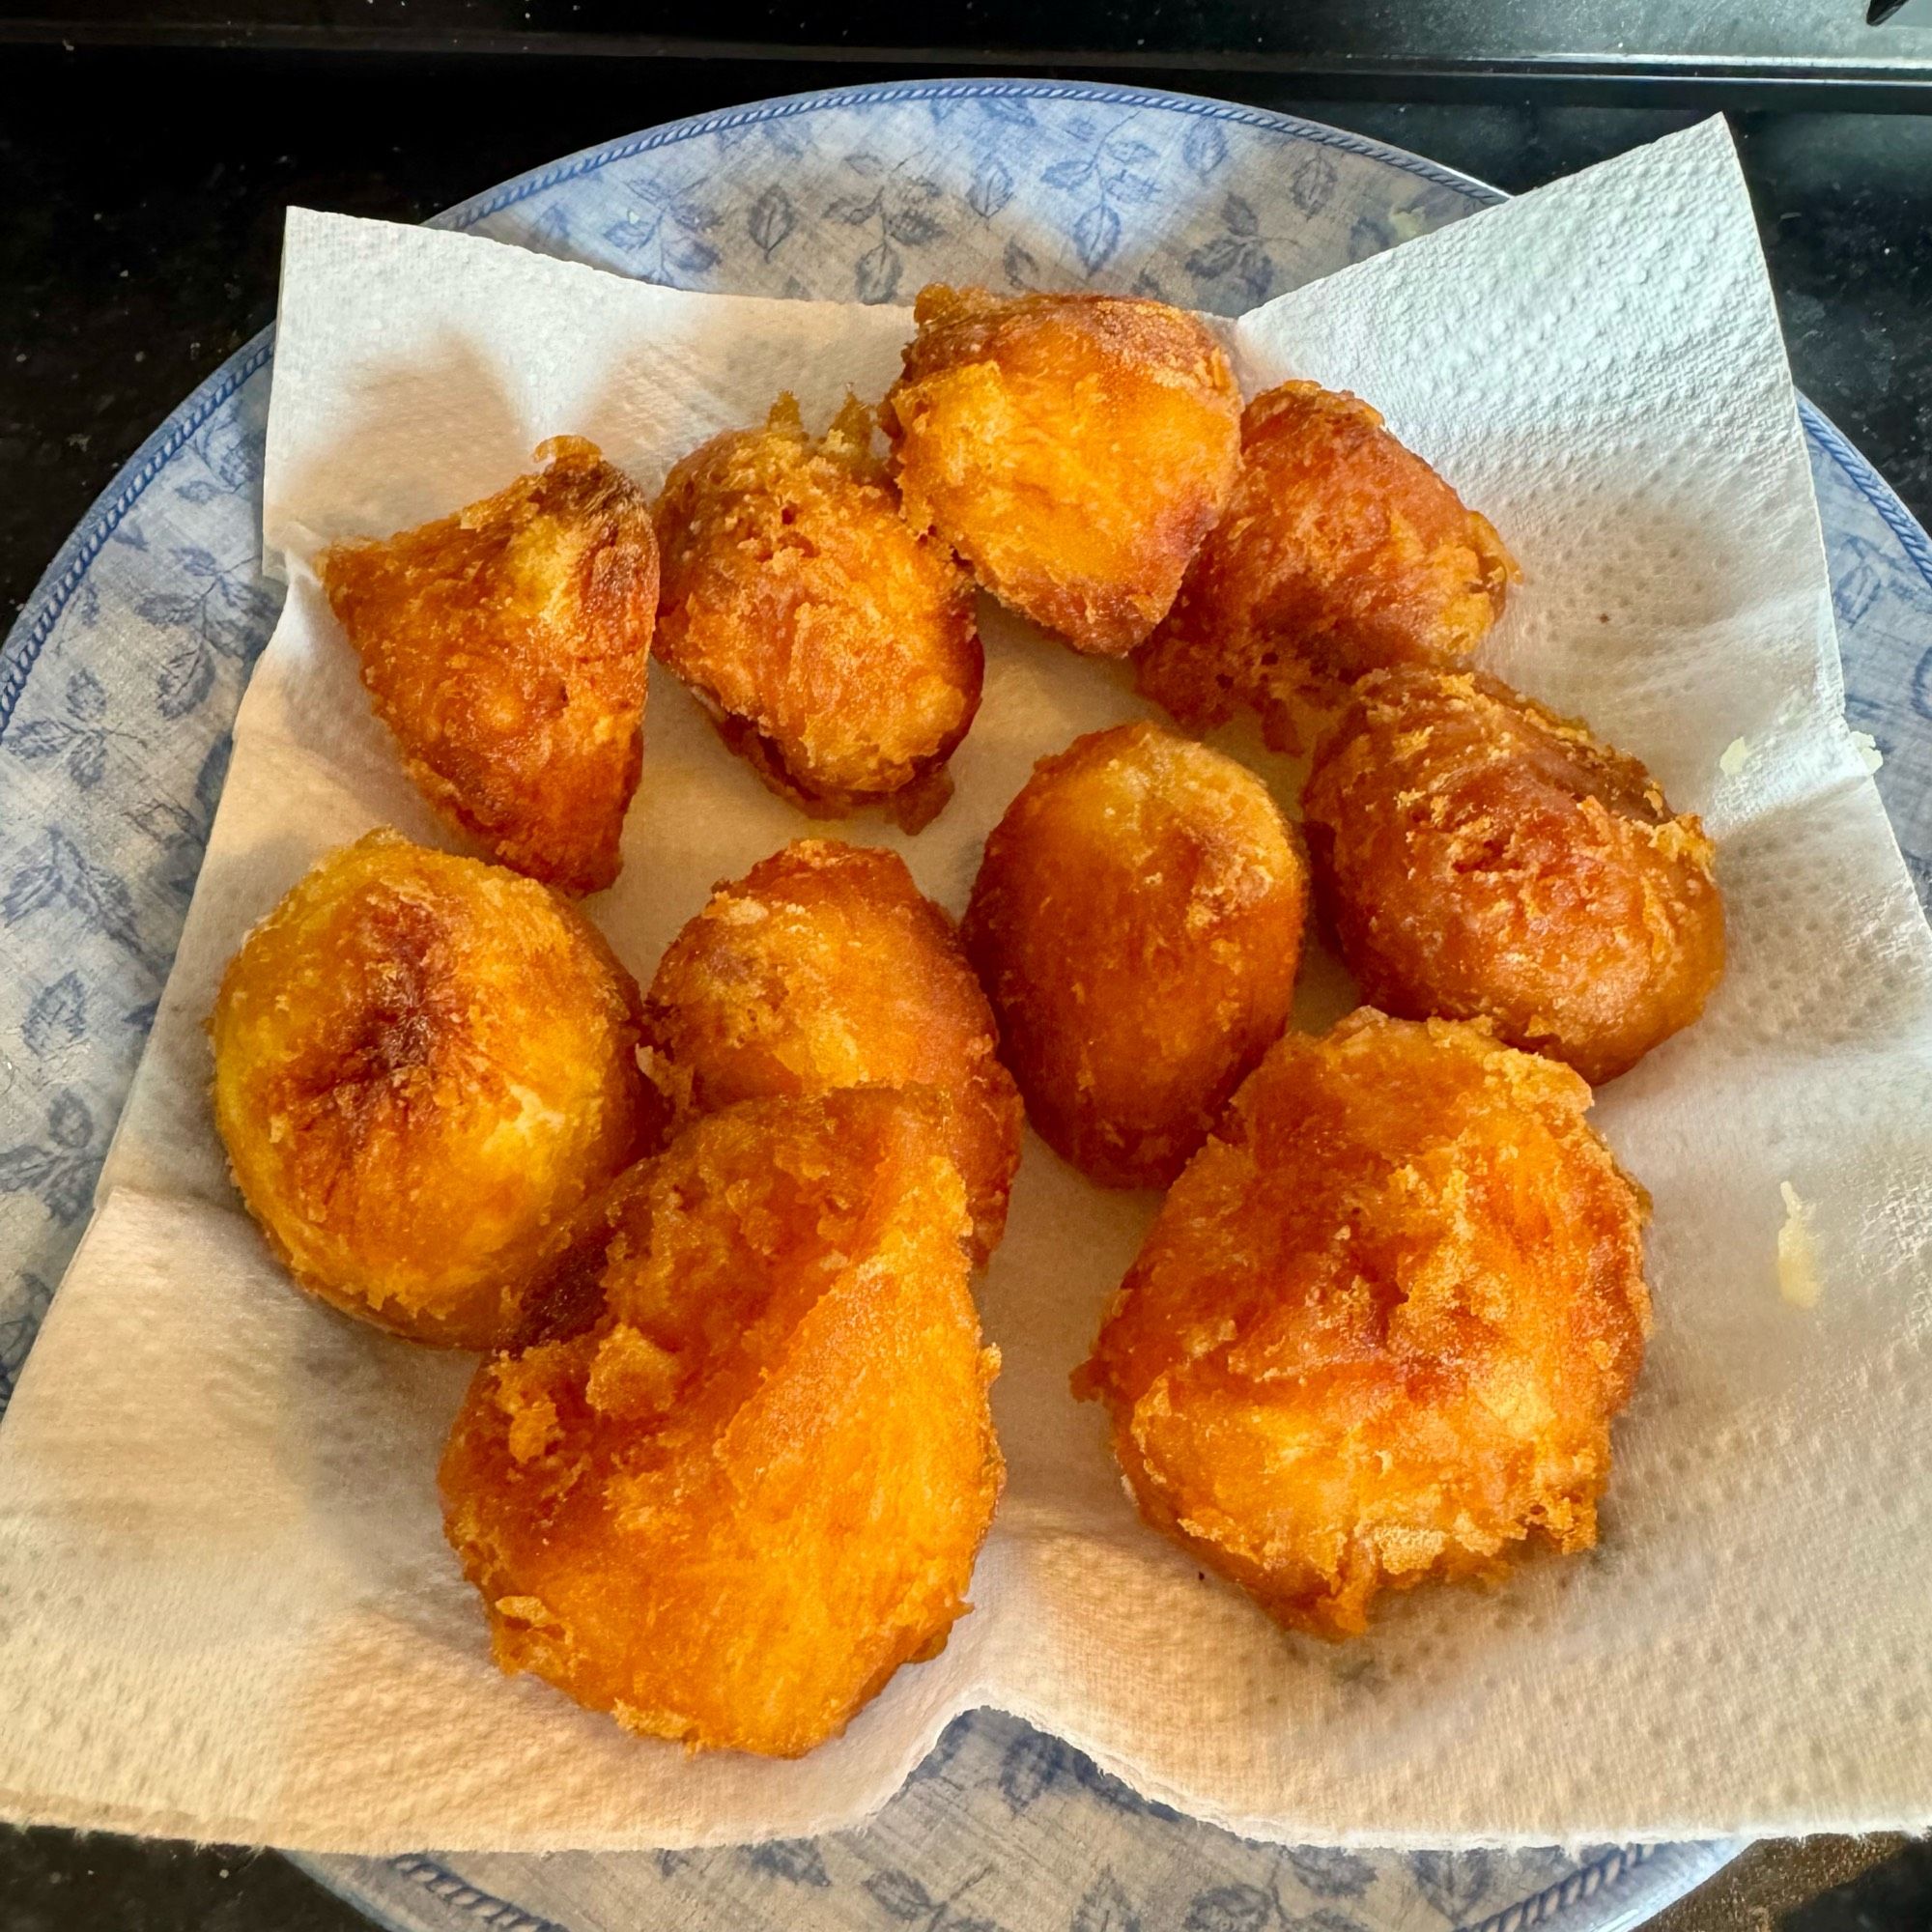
[2,121,1930,1851]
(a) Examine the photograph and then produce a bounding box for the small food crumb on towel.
[1777,1180,1821,1310]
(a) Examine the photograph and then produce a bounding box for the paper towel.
[2,118,1930,1851]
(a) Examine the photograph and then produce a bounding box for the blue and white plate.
[6,77,1930,1932]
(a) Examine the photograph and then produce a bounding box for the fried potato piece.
[498,1157,661,1356]
[211,830,659,1350]
[321,437,657,895]
[963,723,1307,1189]
[1137,382,1517,749]
[1304,668,1725,1085]
[654,396,981,828]
[440,1089,1004,1757]
[642,839,1022,1263]
[882,285,1241,655]
[1076,1009,1651,1638]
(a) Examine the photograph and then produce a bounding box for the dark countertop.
[5,0,1932,94]
[1,43,1930,1932]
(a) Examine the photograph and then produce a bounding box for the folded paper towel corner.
[2,115,1930,1852]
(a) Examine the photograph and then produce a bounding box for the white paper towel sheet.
[2,118,1930,1851]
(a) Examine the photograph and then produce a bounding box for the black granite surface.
[4,0,1932,97]
[1,43,1930,1932]
[0,1832,369,1930]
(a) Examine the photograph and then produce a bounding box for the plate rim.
[2,71,1920,1929]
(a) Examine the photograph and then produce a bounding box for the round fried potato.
[643,839,1022,1263]
[1137,382,1517,749]
[653,395,980,828]
[963,723,1307,1189]
[440,1088,1004,1757]
[1303,668,1725,1085]
[1076,1009,1651,1638]
[211,830,658,1350]
[882,285,1241,655]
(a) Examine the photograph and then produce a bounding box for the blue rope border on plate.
[1466,1843,1650,1932]
[1800,395,1932,590]
[386,1857,572,1932]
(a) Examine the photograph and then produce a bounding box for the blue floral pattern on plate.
[4,76,1927,1932]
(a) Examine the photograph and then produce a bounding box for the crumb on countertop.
[1719,736,1750,780]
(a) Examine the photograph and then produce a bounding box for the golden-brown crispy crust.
[962,722,1307,1189]
[501,1156,662,1354]
[209,829,662,1350]
[321,437,657,895]
[440,1089,1004,1757]
[642,838,1023,1264]
[1136,382,1517,749]
[1076,1009,1651,1638]
[882,286,1241,655]
[653,396,981,822]
[1303,668,1725,1084]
